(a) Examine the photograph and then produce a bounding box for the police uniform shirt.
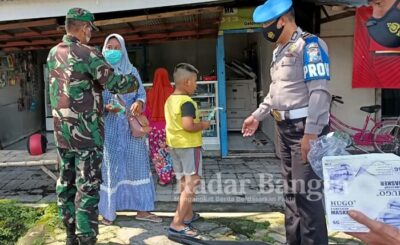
[252,27,331,135]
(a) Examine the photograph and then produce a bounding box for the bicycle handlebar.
[331,95,344,104]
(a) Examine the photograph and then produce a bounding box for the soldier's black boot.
[66,236,78,245]
[77,236,97,245]
[66,224,78,245]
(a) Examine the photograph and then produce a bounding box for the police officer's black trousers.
[276,118,328,245]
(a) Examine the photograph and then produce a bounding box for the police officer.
[242,0,331,244]
[367,0,400,48]
[47,8,138,245]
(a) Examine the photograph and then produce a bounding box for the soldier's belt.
[271,107,308,122]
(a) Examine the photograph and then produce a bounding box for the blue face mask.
[104,50,123,65]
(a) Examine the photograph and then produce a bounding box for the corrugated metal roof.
[0,6,223,52]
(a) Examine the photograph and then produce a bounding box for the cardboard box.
[323,153,400,232]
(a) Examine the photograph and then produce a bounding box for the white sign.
[323,153,400,232]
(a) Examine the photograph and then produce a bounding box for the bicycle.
[330,95,400,154]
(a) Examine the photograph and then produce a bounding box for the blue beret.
[253,0,293,23]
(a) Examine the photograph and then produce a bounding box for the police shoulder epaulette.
[301,32,314,39]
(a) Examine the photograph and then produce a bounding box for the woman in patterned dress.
[99,34,161,224]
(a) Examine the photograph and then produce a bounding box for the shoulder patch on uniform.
[303,36,330,82]
[301,32,313,39]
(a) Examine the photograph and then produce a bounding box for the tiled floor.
[1,132,283,211]
[0,155,284,210]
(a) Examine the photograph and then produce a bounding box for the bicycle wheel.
[373,124,400,154]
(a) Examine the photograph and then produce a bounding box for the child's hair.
[173,63,199,85]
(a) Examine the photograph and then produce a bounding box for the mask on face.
[367,0,400,48]
[262,19,284,42]
[104,50,123,65]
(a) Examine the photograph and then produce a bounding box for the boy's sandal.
[101,219,113,225]
[168,226,199,237]
[136,214,163,223]
[183,212,201,225]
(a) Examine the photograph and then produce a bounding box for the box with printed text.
[323,153,400,232]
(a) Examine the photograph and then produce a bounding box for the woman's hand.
[105,104,122,114]
[130,101,143,116]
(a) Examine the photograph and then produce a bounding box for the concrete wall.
[0,50,47,147]
[146,38,217,82]
[145,35,254,81]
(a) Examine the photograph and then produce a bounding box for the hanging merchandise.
[17,97,25,111]
[25,95,32,111]
[7,55,14,69]
[0,51,39,112]
[29,99,38,112]
[15,74,21,85]
[0,71,6,88]
[8,71,16,86]
[1,56,7,67]
[12,51,40,112]
[18,59,27,112]
[27,52,34,81]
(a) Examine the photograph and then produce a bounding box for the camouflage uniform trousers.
[56,147,103,238]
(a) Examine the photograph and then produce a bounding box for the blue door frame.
[216,33,228,157]
[216,28,262,157]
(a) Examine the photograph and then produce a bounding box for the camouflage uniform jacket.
[47,35,138,150]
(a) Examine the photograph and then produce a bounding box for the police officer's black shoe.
[66,235,78,245]
[77,236,97,245]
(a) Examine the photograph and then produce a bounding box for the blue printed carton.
[323,153,400,232]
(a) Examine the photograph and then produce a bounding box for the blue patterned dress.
[99,70,156,222]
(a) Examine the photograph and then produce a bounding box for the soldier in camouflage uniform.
[47,8,138,245]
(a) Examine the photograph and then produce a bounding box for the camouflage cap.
[66,8,99,31]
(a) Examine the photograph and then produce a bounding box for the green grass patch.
[18,203,61,245]
[34,203,60,230]
[0,199,45,245]
[210,217,271,241]
[328,235,363,245]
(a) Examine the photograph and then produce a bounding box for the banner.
[220,7,261,30]
[352,7,400,88]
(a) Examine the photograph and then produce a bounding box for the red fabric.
[145,68,174,121]
[352,7,400,88]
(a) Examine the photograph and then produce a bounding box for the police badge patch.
[303,36,330,82]
[306,43,322,63]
